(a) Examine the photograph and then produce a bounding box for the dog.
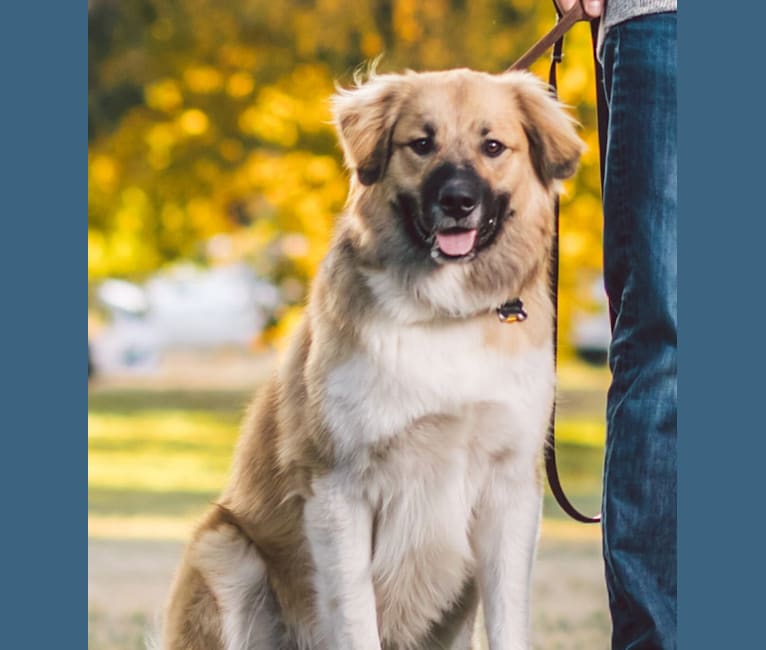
[162,67,583,650]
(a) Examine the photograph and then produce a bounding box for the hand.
[557,0,603,18]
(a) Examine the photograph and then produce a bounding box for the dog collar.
[496,298,527,324]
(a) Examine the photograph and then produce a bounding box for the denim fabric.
[600,12,677,650]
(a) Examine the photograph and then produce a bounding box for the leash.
[506,0,604,524]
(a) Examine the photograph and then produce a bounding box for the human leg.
[600,12,677,650]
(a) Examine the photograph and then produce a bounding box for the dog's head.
[332,68,583,316]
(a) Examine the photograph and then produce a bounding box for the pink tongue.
[436,229,478,256]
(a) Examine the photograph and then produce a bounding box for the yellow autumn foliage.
[89,0,605,352]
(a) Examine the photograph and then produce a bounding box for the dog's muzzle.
[394,163,512,264]
[430,175,484,259]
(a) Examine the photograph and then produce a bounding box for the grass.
[88,610,149,650]
[88,411,239,492]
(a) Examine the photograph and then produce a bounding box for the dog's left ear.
[504,72,584,186]
[332,73,408,186]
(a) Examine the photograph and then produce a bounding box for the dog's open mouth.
[433,228,478,259]
[396,190,510,264]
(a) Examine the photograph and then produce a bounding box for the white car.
[571,277,612,366]
[90,264,280,375]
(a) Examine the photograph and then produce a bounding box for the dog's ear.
[504,72,584,186]
[332,74,408,186]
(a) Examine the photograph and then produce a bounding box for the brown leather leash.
[507,0,603,524]
[507,1,587,72]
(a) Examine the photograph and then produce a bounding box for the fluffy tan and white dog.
[163,68,583,650]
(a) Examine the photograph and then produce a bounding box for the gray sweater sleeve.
[603,0,677,30]
[595,0,677,60]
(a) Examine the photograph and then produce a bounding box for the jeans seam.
[600,23,637,644]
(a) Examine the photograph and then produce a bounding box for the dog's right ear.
[332,74,407,186]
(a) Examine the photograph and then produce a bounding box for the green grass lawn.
[89,388,246,539]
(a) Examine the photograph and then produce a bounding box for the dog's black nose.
[438,181,478,219]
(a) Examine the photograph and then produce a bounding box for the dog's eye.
[408,137,435,156]
[482,139,506,158]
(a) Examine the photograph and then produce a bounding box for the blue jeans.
[600,12,677,650]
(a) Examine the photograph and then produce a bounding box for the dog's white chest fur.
[316,319,554,646]
[323,319,552,454]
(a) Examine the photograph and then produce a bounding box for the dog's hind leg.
[163,558,225,650]
[164,515,281,650]
[191,522,281,649]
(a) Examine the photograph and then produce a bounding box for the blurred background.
[88,1,611,648]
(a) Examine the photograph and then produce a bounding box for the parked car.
[571,277,611,366]
[89,264,280,375]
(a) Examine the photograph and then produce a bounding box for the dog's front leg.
[304,472,380,650]
[472,456,543,650]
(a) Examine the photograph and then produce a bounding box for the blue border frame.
[0,2,762,647]
[0,2,87,646]
[680,3,764,648]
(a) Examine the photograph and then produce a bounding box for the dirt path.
[88,533,609,650]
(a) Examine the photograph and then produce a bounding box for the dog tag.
[496,298,528,324]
